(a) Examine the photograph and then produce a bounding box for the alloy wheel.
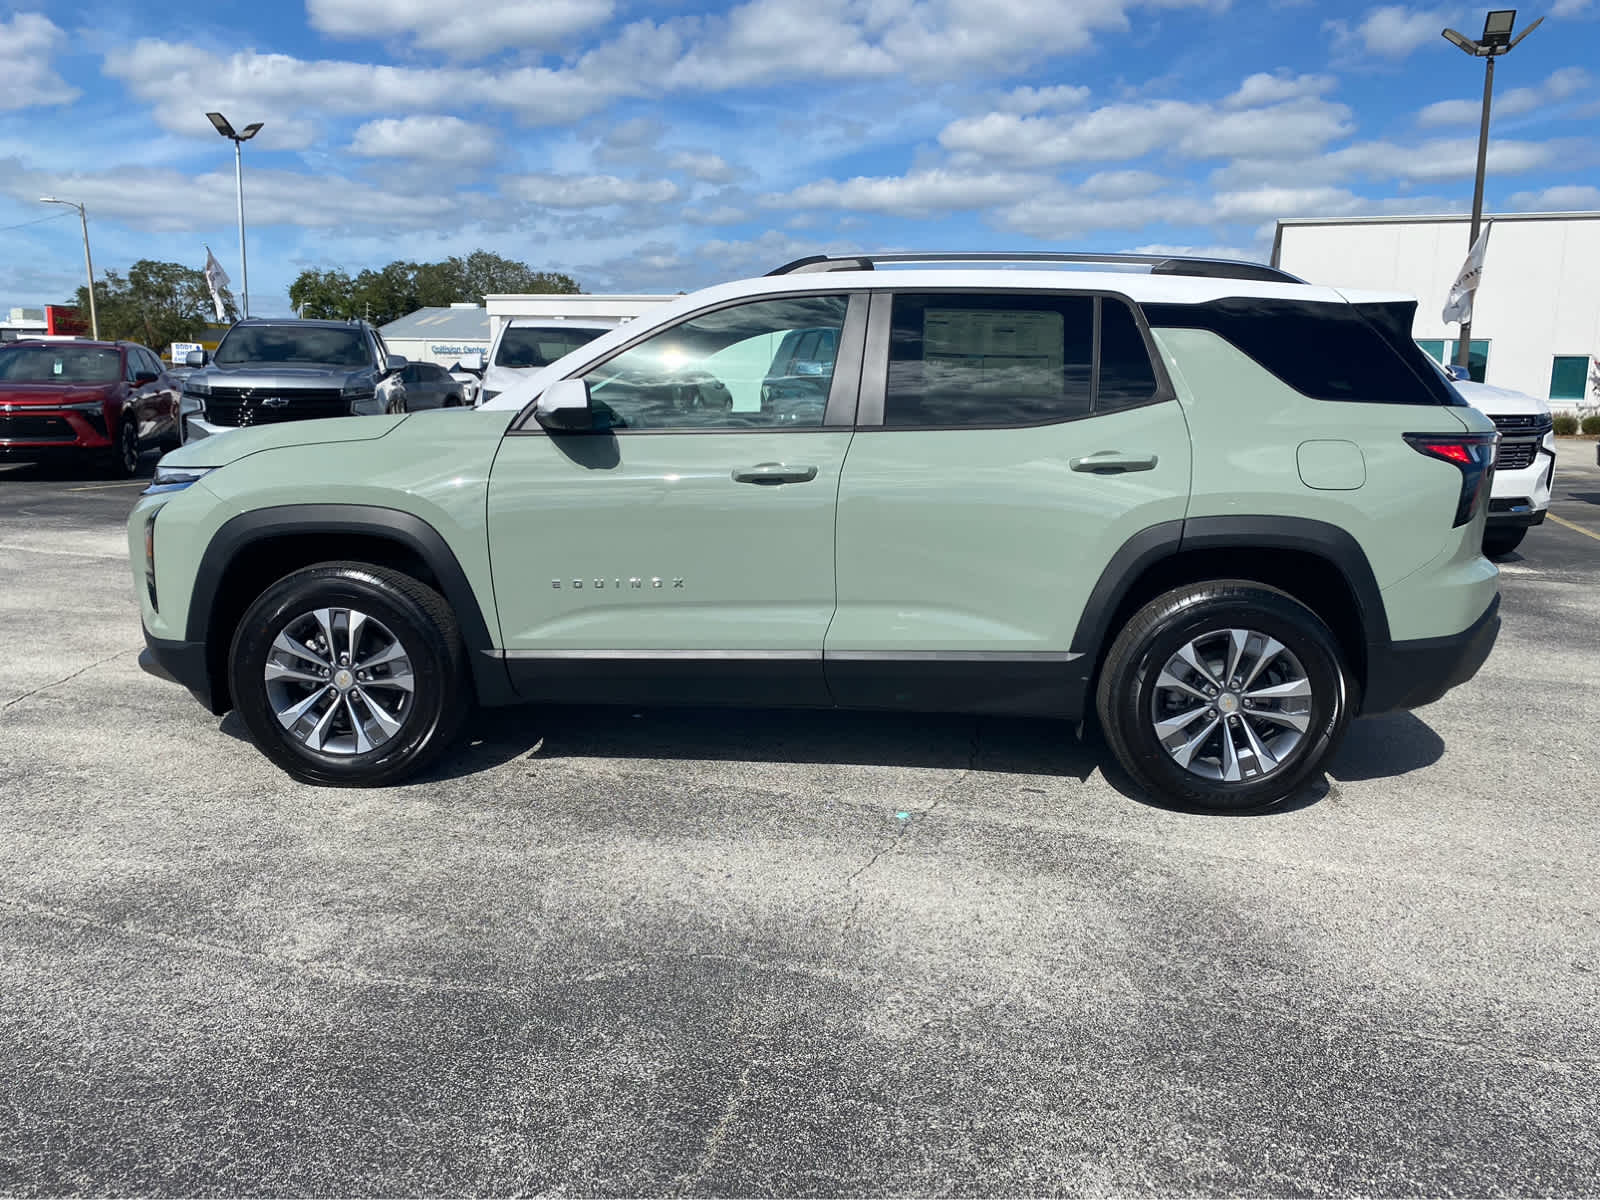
[1149,627,1312,783]
[263,606,415,756]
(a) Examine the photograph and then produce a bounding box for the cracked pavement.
[0,446,1598,1195]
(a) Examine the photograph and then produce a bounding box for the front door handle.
[732,462,819,485]
[1070,450,1159,474]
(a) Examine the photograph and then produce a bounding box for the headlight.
[183,377,211,397]
[60,398,110,412]
[143,464,215,496]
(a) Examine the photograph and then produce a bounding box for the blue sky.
[2,0,1597,316]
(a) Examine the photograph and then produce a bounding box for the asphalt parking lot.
[1,442,1598,1195]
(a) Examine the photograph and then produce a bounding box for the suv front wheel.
[229,563,468,786]
[1095,581,1352,812]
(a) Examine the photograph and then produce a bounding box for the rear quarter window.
[1141,297,1459,406]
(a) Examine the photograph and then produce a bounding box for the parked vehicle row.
[131,251,1502,812]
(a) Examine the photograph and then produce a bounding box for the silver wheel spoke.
[1155,705,1211,738]
[1241,635,1287,692]
[345,610,368,663]
[1249,707,1311,733]
[264,660,326,686]
[1238,716,1280,776]
[1223,629,1249,687]
[272,631,330,669]
[305,695,341,750]
[1244,677,1312,701]
[344,695,373,753]
[1218,721,1243,782]
[370,669,415,695]
[354,686,404,738]
[313,609,340,661]
[1171,716,1222,769]
[1174,642,1223,689]
[355,640,407,671]
[1157,669,1210,703]
[275,687,327,730]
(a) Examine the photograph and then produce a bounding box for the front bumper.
[1487,435,1556,527]
[140,628,226,714]
[0,406,113,454]
[1362,594,1500,715]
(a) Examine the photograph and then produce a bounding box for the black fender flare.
[186,503,514,706]
[1068,514,1390,667]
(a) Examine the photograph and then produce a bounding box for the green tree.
[286,250,580,321]
[288,268,357,319]
[69,259,238,349]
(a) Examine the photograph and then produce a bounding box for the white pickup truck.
[1453,379,1556,557]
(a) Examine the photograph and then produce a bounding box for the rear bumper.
[140,629,226,714]
[1362,594,1500,715]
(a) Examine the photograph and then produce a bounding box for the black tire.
[1095,581,1352,812]
[1483,527,1526,558]
[388,394,408,415]
[105,416,141,478]
[228,563,469,786]
[444,395,462,408]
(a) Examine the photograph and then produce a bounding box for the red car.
[0,339,180,476]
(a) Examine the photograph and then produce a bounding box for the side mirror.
[384,354,408,373]
[185,350,208,367]
[533,378,593,432]
[133,370,160,385]
[471,351,487,372]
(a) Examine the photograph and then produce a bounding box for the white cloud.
[1212,186,1368,221]
[1418,67,1592,126]
[940,91,1351,166]
[507,173,682,208]
[307,0,615,57]
[1550,0,1591,15]
[1078,169,1170,198]
[349,116,497,167]
[1133,243,1262,261]
[667,152,740,184]
[996,84,1092,113]
[771,168,1046,215]
[1506,184,1600,210]
[0,13,79,111]
[1325,6,1456,60]
[0,157,473,232]
[1223,72,1336,109]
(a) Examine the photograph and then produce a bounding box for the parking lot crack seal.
[2,647,137,712]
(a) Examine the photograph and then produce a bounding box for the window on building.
[1550,356,1591,402]
[1416,339,1446,362]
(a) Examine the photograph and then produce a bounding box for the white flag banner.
[1442,222,1491,326]
[203,246,231,322]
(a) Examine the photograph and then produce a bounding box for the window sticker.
[923,309,1063,397]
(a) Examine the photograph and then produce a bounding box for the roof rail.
[765,251,1303,285]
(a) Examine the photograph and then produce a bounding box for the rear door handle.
[732,462,819,485]
[1070,451,1159,474]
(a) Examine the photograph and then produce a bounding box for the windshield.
[0,345,121,384]
[494,326,605,369]
[215,325,370,367]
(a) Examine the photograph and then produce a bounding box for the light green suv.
[130,252,1501,810]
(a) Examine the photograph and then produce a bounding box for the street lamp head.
[39,195,59,204]
[1442,26,1483,54]
[238,122,264,140]
[206,111,238,139]
[1482,9,1517,47]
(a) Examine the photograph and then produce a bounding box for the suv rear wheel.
[228,562,468,786]
[1095,581,1351,812]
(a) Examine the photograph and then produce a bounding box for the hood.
[202,364,370,385]
[0,382,118,407]
[161,414,408,468]
[1453,379,1551,418]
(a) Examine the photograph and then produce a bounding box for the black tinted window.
[215,325,371,367]
[496,326,605,368]
[1141,297,1456,406]
[1098,299,1160,410]
[885,294,1094,427]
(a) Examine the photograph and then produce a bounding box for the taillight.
[1404,432,1498,527]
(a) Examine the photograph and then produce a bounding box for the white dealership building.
[1272,211,1600,410]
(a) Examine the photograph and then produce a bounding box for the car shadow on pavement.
[406,703,1447,815]
[0,455,156,482]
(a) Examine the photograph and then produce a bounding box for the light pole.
[205,111,263,319]
[1440,9,1543,374]
[38,196,99,340]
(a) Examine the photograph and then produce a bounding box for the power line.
[0,210,75,235]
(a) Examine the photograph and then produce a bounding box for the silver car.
[386,362,470,412]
